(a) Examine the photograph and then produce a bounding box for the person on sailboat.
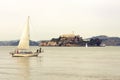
[36,48,41,53]
[36,49,39,53]
[36,47,42,53]
[17,50,19,53]
[15,49,19,54]
[39,47,42,53]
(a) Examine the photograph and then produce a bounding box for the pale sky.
[0,0,120,41]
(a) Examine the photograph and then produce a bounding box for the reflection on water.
[16,57,30,80]
[0,46,120,80]
[13,56,43,80]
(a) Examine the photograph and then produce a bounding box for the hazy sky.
[0,0,120,40]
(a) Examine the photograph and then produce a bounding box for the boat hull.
[10,52,39,57]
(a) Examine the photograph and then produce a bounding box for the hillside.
[0,40,39,46]
[91,35,120,46]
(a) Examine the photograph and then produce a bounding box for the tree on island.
[89,38,102,46]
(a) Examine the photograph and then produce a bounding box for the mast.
[17,16,30,49]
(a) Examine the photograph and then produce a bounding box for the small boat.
[10,16,41,57]
[85,43,88,48]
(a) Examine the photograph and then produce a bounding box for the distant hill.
[90,35,120,46]
[91,35,108,40]
[0,35,120,46]
[0,40,39,46]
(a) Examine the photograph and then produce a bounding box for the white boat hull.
[10,52,39,57]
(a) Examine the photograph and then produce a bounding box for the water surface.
[0,46,120,80]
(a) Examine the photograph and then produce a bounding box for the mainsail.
[17,16,30,49]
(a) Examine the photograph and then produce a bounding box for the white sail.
[10,16,41,57]
[85,43,88,48]
[17,16,30,49]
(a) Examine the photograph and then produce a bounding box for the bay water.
[0,46,120,80]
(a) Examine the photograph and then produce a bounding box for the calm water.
[0,46,120,80]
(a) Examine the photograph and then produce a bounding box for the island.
[40,33,102,47]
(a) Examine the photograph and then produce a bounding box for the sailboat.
[85,43,88,48]
[10,16,41,57]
